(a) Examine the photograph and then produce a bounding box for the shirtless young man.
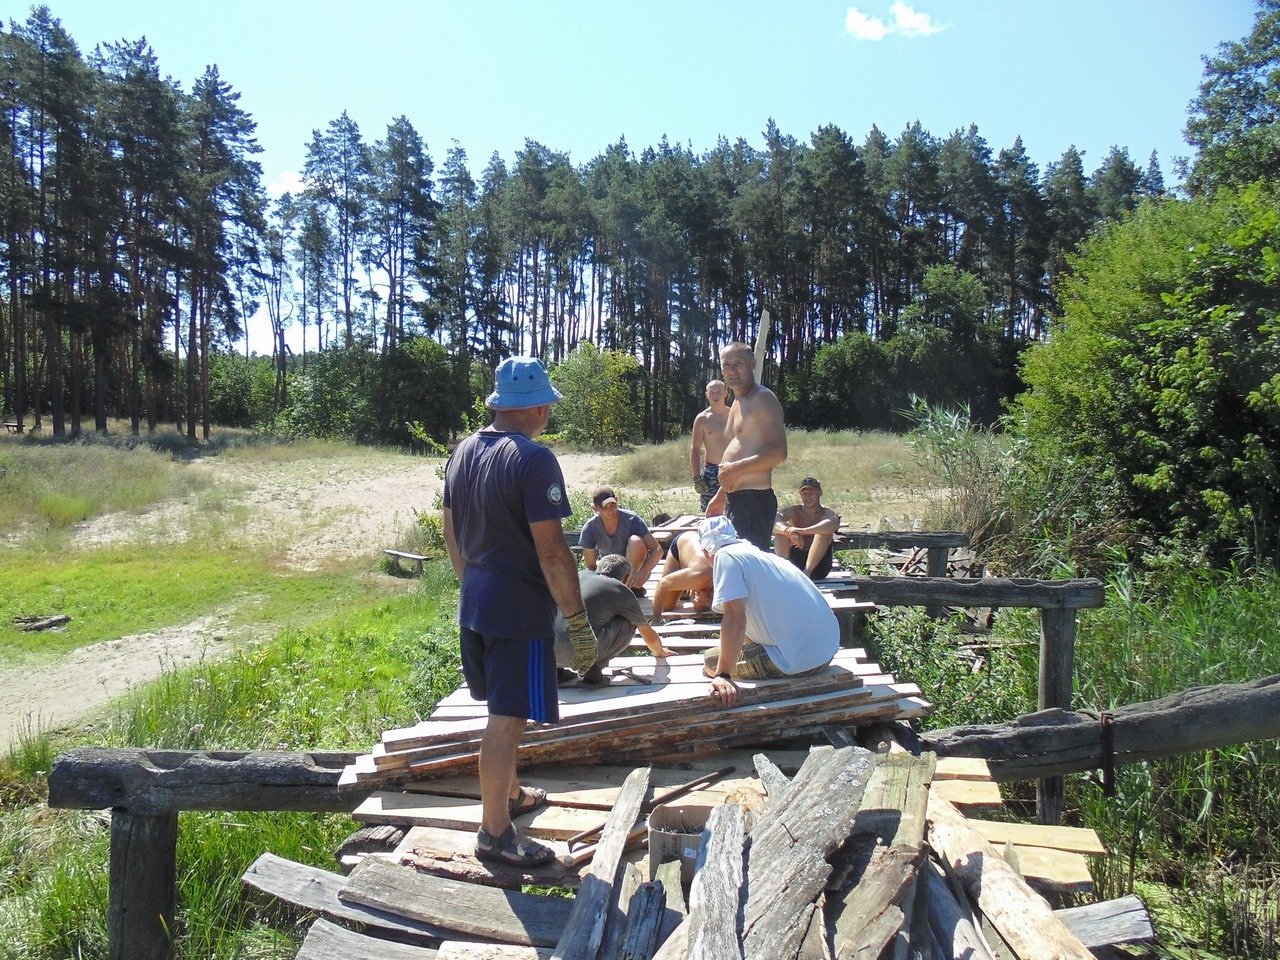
[651,530,714,618]
[690,380,731,511]
[774,476,841,579]
[706,341,787,551]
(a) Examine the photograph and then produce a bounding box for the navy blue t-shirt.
[443,428,571,639]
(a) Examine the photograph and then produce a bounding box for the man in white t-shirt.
[697,516,839,707]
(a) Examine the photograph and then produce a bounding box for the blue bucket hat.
[486,356,562,410]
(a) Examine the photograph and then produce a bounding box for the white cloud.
[845,3,945,41]
[267,169,305,199]
[890,2,945,37]
[845,7,890,41]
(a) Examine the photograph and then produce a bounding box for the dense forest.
[0,4,1173,444]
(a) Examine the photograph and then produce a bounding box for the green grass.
[0,563,461,960]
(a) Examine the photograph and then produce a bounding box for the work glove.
[693,474,710,495]
[565,610,599,675]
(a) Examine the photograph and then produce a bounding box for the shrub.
[549,342,642,448]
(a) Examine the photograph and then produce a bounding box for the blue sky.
[4,0,1258,198]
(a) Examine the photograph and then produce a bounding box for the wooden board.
[241,853,446,944]
[1008,844,1094,893]
[354,792,605,838]
[339,857,571,947]
[963,819,1107,856]
[930,777,1003,809]
[296,917,440,960]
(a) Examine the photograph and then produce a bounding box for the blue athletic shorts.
[460,628,559,724]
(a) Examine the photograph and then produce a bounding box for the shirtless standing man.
[690,380,731,511]
[706,341,787,551]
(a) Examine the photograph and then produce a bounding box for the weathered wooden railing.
[847,574,1106,824]
[834,529,972,579]
[47,749,368,960]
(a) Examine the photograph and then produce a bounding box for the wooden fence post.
[1037,608,1077,825]
[109,810,178,960]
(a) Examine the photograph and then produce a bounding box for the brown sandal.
[475,824,555,867]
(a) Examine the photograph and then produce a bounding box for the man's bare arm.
[690,414,705,477]
[442,507,465,580]
[710,599,749,707]
[637,623,675,658]
[530,518,587,616]
[582,547,599,571]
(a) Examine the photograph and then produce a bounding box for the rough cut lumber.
[742,746,876,960]
[846,575,1105,610]
[836,531,970,551]
[599,863,644,960]
[109,810,176,960]
[340,857,571,947]
[927,794,1094,960]
[618,878,668,960]
[959,820,1106,856]
[242,852,446,944]
[921,675,1280,781]
[654,858,687,945]
[50,747,362,814]
[551,767,651,960]
[686,801,746,960]
[355,791,602,838]
[296,917,440,960]
[1055,894,1155,949]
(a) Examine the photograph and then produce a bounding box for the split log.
[618,879,668,960]
[686,801,746,960]
[17,613,70,631]
[921,675,1280,781]
[923,859,998,960]
[926,794,1093,960]
[742,747,876,960]
[552,766,651,960]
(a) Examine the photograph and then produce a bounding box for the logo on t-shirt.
[547,483,563,504]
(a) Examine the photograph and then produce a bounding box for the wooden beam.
[835,531,970,551]
[108,810,177,960]
[296,917,440,960]
[686,801,746,960]
[844,576,1104,610]
[50,748,360,814]
[921,675,1280,781]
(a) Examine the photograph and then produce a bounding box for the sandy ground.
[1,450,615,753]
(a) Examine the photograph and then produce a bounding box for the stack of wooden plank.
[247,744,1154,959]
[339,649,927,790]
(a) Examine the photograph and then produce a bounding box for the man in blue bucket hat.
[443,356,598,867]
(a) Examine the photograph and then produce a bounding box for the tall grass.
[0,563,462,959]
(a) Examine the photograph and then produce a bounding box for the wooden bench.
[382,549,427,576]
[3,422,21,434]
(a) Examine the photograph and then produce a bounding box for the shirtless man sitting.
[690,379,730,511]
[706,340,787,551]
[651,529,714,617]
[774,476,841,579]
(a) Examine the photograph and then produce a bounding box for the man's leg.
[805,533,834,578]
[774,535,790,560]
[479,714,527,836]
[625,535,648,589]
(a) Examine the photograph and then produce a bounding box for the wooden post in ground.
[109,810,178,960]
[925,546,949,618]
[1037,607,1077,825]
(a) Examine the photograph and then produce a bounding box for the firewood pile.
[247,739,1154,959]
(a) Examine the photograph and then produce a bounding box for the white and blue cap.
[486,356,562,410]
[698,515,741,554]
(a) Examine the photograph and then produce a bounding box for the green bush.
[549,342,642,447]
[1015,186,1280,567]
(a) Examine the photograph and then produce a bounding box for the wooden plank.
[552,767,651,960]
[923,858,998,960]
[686,801,746,960]
[844,575,1105,610]
[927,794,1095,960]
[599,863,644,960]
[108,810,177,960]
[242,852,446,944]
[297,917,440,960]
[741,747,877,960]
[395,826,580,888]
[933,756,991,781]
[962,819,1106,856]
[1054,894,1155,949]
[354,791,603,838]
[617,872,667,960]
[931,778,1003,809]
[1009,845,1094,893]
[339,857,571,947]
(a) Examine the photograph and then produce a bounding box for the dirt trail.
[2,450,616,752]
